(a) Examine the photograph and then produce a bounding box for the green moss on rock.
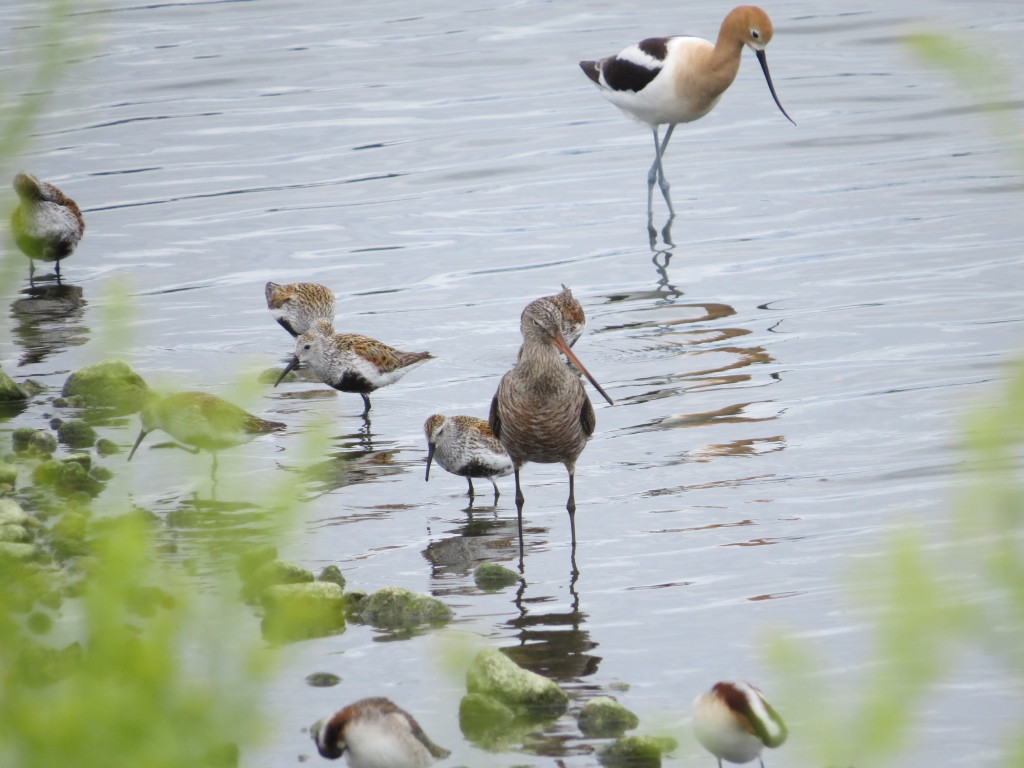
[355,586,452,630]
[61,359,150,413]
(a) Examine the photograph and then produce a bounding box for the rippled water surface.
[3,0,1024,765]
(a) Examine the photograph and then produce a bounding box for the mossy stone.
[261,582,345,643]
[474,562,519,591]
[317,564,346,589]
[355,586,452,630]
[57,420,97,449]
[61,359,150,413]
[598,736,677,768]
[0,369,27,401]
[466,647,568,716]
[242,558,313,603]
[578,697,640,738]
[27,430,57,456]
[0,462,17,486]
[12,427,35,451]
[95,438,120,456]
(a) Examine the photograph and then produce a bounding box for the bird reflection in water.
[10,283,88,366]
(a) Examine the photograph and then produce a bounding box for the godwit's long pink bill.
[580,5,794,219]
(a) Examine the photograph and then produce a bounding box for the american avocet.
[489,294,614,550]
[275,319,433,416]
[311,697,450,768]
[693,681,787,768]
[127,391,285,475]
[424,414,513,502]
[265,281,336,338]
[579,6,794,217]
[11,172,85,285]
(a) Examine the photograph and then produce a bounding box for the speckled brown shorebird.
[489,294,614,548]
[424,414,513,502]
[11,172,85,285]
[265,281,336,337]
[311,697,450,768]
[127,391,285,475]
[693,681,787,768]
[275,319,433,415]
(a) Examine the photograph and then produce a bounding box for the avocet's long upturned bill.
[579,5,794,217]
[693,681,787,768]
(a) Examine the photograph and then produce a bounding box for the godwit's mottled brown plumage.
[265,281,335,337]
[275,319,433,415]
[424,413,513,502]
[693,681,787,768]
[489,296,614,546]
[11,173,85,284]
[127,391,285,474]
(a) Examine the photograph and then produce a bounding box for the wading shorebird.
[127,391,286,475]
[424,414,513,503]
[311,697,450,768]
[10,172,85,285]
[489,294,615,550]
[693,681,787,768]
[275,319,433,416]
[579,5,795,217]
[265,281,336,338]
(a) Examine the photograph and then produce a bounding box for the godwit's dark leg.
[28,260,35,287]
[466,477,475,499]
[566,464,577,543]
[514,466,525,558]
[360,393,371,415]
[55,259,62,284]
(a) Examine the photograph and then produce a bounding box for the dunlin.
[424,413,513,502]
[265,281,335,337]
[11,172,85,284]
[276,319,433,415]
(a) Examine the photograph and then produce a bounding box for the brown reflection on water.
[635,402,780,432]
[10,283,89,366]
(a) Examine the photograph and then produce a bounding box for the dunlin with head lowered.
[11,172,85,284]
[693,681,787,768]
[579,5,794,217]
[276,319,433,416]
[489,294,614,553]
[424,414,513,503]
[127,391,285,476]
[265,281,335,338]
[311,697,450,768]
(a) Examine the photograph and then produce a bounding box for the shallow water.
[2,0,1024,765]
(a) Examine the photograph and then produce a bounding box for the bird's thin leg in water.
[360,393,371,415]
[489,477,500,503]
[466,477,476,499]
[647,125,677,218]
[514,467,525,559]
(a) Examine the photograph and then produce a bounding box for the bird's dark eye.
[303,344,311,350]
[751,29,760,39]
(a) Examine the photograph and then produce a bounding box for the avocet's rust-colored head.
[722,6,795,125]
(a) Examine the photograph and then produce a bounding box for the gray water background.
[2,0,1024,765]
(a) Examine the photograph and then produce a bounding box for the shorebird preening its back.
[265,281,336,338]
[127,391,285,476]
[489,294,614,552]
[579,6,794,218]
[424,414,513,503]
[693,681,787,768]
[311,697,450,768]
[11,172,85,284]
[275,319,433,416]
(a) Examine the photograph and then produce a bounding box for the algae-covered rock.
[261,582,345,643]
[598,735,677,768]
[466,647,568,717]
[0,462,17,487]
[27,430,57,456]
[305,671,342,688]
[62,453,92,472]
[242,558,314,603]
[0,524,30,543]
[317,564,346,589]
[0,499,29,526]
[458,692,517,742]
[32,459,62,487]
[12,427,35,451]
[95,438,120,456]
[61,359,150,413]
[474,562,519,591]
[57,419,97,449]
[0,542,37,561]
[53,461,103,497]
[0,369,28,401]
[236,545,278,581]
[355,586,452,630]
[578,697,640,738]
